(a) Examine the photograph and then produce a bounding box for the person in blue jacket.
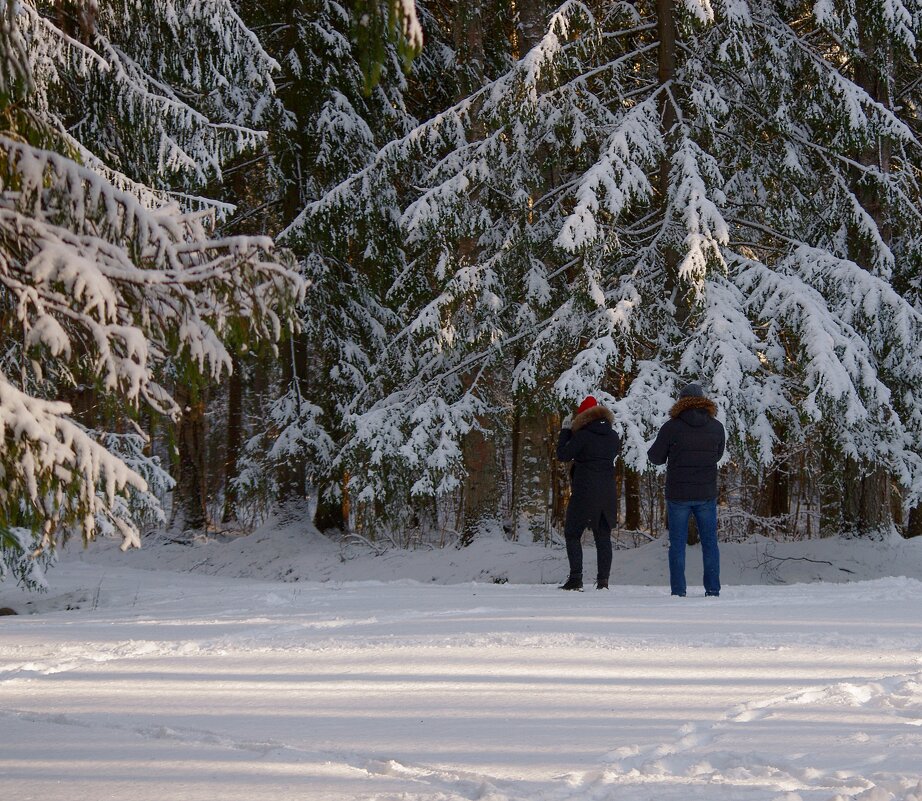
[556,396,621,591]
[647,382,725,597]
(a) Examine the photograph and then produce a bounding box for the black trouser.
[564,513,612,580]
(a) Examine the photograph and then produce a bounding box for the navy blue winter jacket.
[647,396,725,501]
[557,404,621,529]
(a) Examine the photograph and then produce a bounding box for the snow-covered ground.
[2,523,922,800]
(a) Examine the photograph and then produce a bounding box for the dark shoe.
[560,577,583,591]
[671,592,686,597]
[596,579,609,590]
[705,592,720,597]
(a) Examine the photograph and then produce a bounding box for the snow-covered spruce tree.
[279,0,539,540]
[817,0,922,538]
[29,0,296,530]
[699,0,922,537]
[888,3,922,538]
[291,0,584,540]
[228,0,441,534]
[0,0,303,587]
[300,0,922,541]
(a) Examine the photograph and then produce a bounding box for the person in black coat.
[556,396,621,590]
[647,382,725,597]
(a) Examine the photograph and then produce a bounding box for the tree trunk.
[624,466,641,530]
[839,10,893,536]
[551,415,569,533]
[656,0,677,162]
[172,385,208,531]
[222,354,244,524]
[511,0,559,545]
[907,504,922,538]
[314,485,346,534]
[656,0,689,328]
[451,0,504,545]
[454,0,487,98]
[65,384,98,430]
[460,424,503,544]
[510,404,522,538]
[511,410,553,541]
[517,0,546,53]
[819,439,841,538]
[758,466,788,520]
[842,457,892,536]
[277,333,308,502]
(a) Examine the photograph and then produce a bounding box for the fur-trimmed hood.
[572,404,614,432]
[669,395,717,421]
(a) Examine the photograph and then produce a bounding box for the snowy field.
[2,525,922,800]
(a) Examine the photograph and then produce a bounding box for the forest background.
[2,0,922,590]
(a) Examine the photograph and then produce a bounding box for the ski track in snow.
[2,665,922,800]
[598,673,922,800]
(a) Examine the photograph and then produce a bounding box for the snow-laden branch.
[0,373,148,551]
[17,0,280,190]
[1,134,304,554]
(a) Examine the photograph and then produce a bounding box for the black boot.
[596,579,609,590]
[560,576,583,591]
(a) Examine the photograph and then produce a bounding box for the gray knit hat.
[679,382,705,398]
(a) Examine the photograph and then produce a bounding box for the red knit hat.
[576,396,597,415]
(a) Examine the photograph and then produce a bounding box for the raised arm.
[646,421,672,466]
[556,424,583,462]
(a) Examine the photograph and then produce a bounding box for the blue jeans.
[666,499,720,596]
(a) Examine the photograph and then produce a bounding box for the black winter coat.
[557,405,621,531]
[647,396,725,501]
